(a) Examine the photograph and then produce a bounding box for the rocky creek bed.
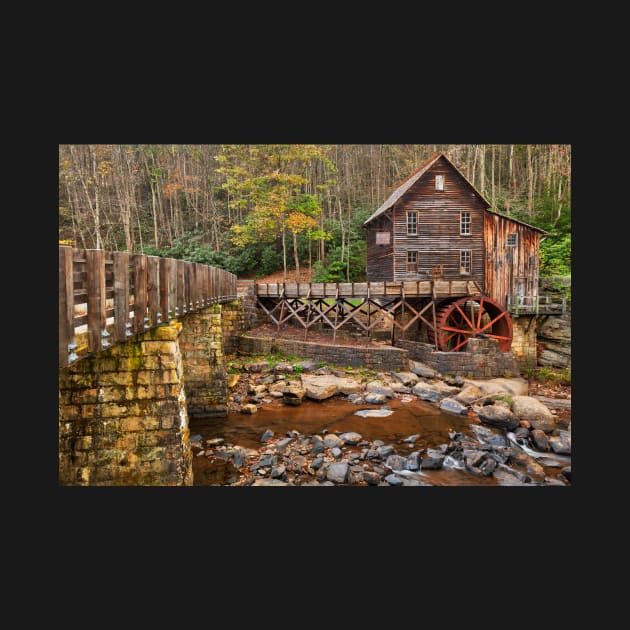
[189,358,571,487]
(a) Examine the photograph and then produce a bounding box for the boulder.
[463,377,529,397]
[511,396,556,432]
[473,403,519,430]
[390,371,419,387]
[409,360,437,378]
[365,381,394,398]
[549,430,571,454]
[440,397,468,415]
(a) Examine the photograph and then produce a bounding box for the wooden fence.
[506,293,567,316]
[59,246,237,367]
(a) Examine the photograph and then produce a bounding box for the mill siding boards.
[484,211,542,306]
[364,153,547,309]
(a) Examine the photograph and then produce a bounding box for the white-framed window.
[507,233,518,247]
[407,250,418,273]
[435,175,444,191]
[460,250,472,275]
[460,211,471,235]
[407,211,417,235]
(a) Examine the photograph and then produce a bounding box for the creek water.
[189,396,570,486]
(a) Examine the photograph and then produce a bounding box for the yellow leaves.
[286,211,318,234]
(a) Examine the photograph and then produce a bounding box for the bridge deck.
[255,280,483,299]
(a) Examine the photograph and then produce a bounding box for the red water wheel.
[429,296,513,352]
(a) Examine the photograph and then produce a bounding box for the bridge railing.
[59,246,237,367]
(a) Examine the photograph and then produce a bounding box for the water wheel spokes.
[432,296,513,352]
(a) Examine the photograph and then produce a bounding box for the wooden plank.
[58,246,74,367]
[202,265,210,306]
[185,262,193,312]
[159,257,170,322]
[168,258,177,319]
[196,263,204,308]
[176,260,185,316]
[133,254,147,334]
[147,255,159,326]
[113,251,130,342]
[86,249,107,352]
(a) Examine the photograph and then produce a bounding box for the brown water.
[189,397,502,486]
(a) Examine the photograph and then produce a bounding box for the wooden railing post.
[159,257,170,323]
[59,246,75,367]
[133,254,148,333]
[87,249,108,352]
[113,251,130,342]
[147,255,159,326]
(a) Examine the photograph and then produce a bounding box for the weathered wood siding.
[484,212,540,308]
[366,215,393,281]
[391,156,486,285]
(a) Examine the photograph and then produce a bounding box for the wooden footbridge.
[59,246,237,367]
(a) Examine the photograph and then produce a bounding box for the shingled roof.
[363,152,491,226]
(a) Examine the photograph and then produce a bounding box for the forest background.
[58,144,571,282]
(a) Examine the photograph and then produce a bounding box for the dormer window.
[435,175,444,191]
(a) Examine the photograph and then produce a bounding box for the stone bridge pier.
[58,290,255,486]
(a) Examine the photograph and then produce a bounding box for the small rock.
[530,429,549,452]
[339,432,363,445]
[377,445,395,458]
[385,454,407,471]
[240,404,258,414]
[323,434,344,448]
[384,474,403,486]
[331,447,343,458]
[549,431,571,454]
[364,393,388,404]
[260,429,274,443]
[362,471,381,486]
[327,462,349,483]
[406,452,422,471]
[311,457,324,470]
[271,464,286,479]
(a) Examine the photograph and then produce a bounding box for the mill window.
[507,233,518,247]
[407,211,417,235]
[460,250,472,275]
[407,251,418,273]
[460,211,471,235]
[435,175,444,191]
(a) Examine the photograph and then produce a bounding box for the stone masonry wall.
[178,304,227,418]
[239,334,409,372]
[58,323,192,486]
[511,315,538,370]
[222,281,266,355]
[395,338,520,377]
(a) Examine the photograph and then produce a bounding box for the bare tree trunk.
[292,230,300,280]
